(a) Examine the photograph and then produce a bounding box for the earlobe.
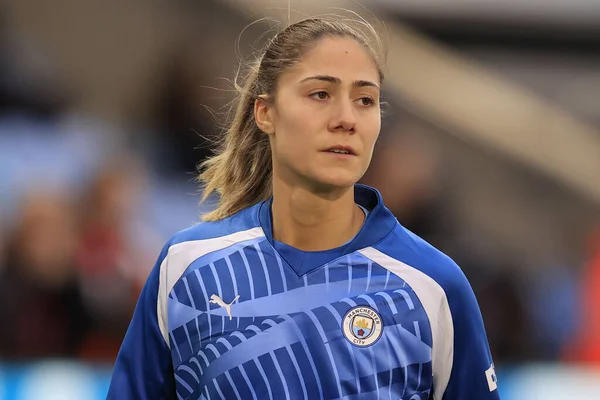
[254,97,275,135]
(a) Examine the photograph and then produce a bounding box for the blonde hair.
[198,14,387,221]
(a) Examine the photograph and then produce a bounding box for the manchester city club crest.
[342,306,383,347]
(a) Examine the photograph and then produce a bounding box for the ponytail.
[197,62,273,222]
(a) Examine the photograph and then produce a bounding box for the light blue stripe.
[171,331,183,364]
[239,365,258,400]
[306,310,343,398]
[386,326,431,375]
[169,296,203,336]
[185,237,265,275]
[223,256,240,329]
[347,259,353,295]
[215,338,243,400]
[281,315,324,400]
[395,289,415,310]
[222,371,241,400]
[190,357,203,375]
[389,347,395,399]
[335,382,410,400]
[175,373,194,394]
[384,270,390,289]
[183,277,196,308]
[284,345,308,399]
[356,294,379,312]
[216,337,231,348]
[229,332,261,400]
[254,357,274,400]
[374,292,398,314]
[274,251,288,292]
[205,344,220,359]
[209,263,223,298]
[414,320,423,391]
[208,263,225,335]
[183,324,194,354]
[195,269,212,338]
[224,256,239,298]
[238,248,255,299]
[366,261,372,293]
[264,319,291,400]
[183,277,201,342]
[198,351,209,366]
[413,321,421,339]
[200,320,298,383]
[355,293,377,310]
[355,294,430,366]
[402,363,407,398]
[179,365,200,383]
[325,304,360,393]
[172,291,195,354]
[255,244,272,295]
[212,378,226,400]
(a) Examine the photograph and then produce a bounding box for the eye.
[357,97,376,107]
[309,91,329,101]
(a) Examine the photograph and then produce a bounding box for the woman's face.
[256,36,382,192]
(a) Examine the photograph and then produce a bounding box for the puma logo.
[209,294,240,320]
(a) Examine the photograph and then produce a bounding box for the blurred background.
[0,0,599,398]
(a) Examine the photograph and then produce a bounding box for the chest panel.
[168,240,434,400]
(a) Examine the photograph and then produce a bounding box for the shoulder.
[166,202,263,252]
[156,203,265,282]
[367,224,472,301]
[154,203,265,343]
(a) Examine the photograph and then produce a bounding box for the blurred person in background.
[363,123,533,364]
[152,46,217,176]
[563,226,600,364]
[74,157,160,362]
[361,121,446,246]
[0,191,90,359]
[0,214,6,272]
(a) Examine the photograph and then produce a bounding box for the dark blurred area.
[0,0,599,398]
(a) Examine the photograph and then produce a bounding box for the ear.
[254,95,275,135]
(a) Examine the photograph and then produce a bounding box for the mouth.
[323,145,356,156]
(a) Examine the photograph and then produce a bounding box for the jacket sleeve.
[107,244,175,399]
[440,268,501,400]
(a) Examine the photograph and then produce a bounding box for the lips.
[323,145,356,155]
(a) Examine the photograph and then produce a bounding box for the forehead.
[280,36,380,85]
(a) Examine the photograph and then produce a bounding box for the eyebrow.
[299,75,380,90]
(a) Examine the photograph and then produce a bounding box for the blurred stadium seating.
[1,0,599,398]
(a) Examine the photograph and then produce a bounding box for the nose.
[328,97,356,133]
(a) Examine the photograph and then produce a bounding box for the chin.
[313,172,360,191]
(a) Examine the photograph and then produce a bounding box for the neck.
[271,176,365,251]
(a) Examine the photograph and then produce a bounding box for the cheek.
[274,107,318,154]
[364,118,381,152]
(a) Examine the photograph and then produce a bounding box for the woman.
[108,16,500,400]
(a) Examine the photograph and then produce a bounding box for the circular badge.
[342,306,383,347]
